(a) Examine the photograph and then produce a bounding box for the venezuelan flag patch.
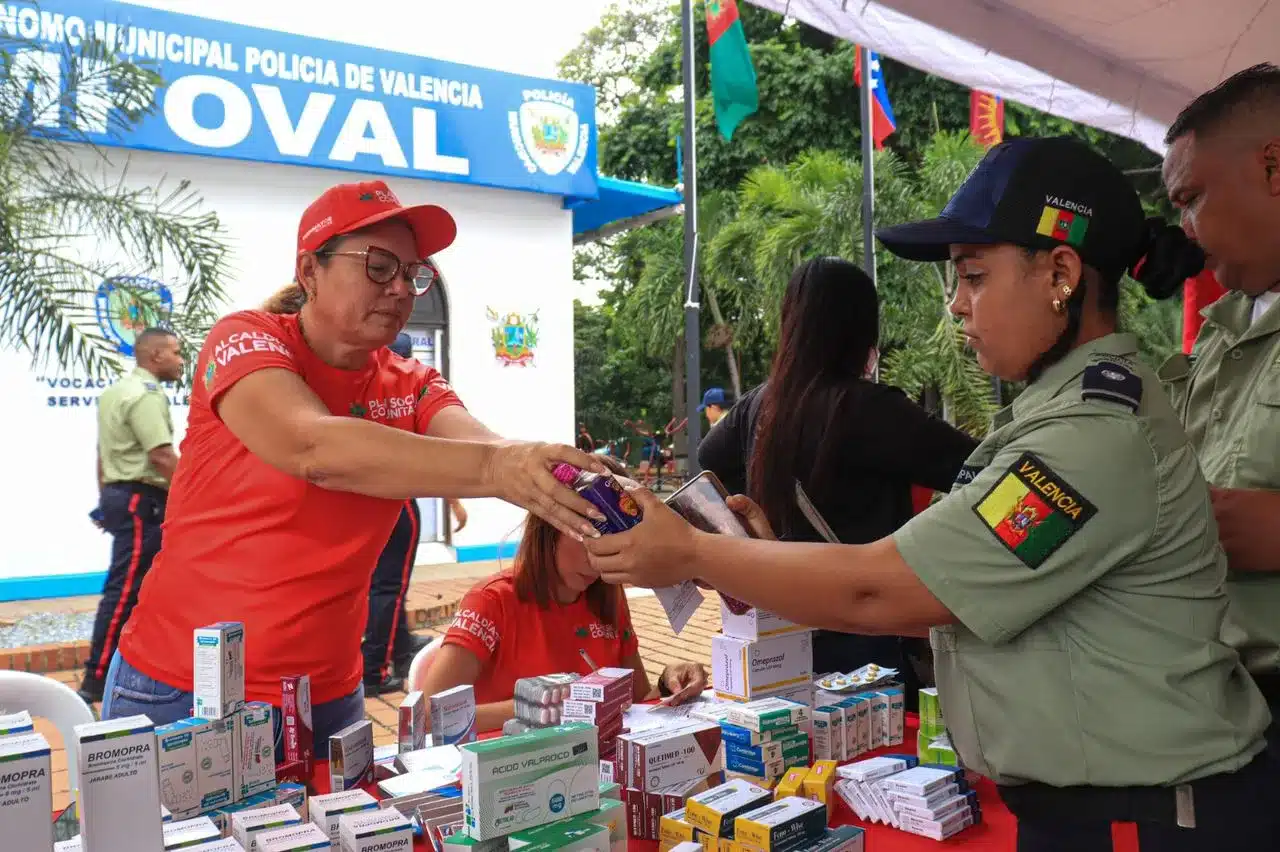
[972,452,1096,569]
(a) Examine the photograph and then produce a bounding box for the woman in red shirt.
[102,180,606,753]
[414,461,708,732]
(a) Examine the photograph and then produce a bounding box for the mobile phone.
[665,471,755,614]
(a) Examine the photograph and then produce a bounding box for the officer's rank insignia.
[1081,360,1142,413]
[973,452,1096,569]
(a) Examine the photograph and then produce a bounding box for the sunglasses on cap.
[316,245,438,296]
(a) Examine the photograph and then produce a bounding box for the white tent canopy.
[748,0,1278,154]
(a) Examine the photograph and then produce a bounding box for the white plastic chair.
[0,670,96,796]
[406,635,443,692]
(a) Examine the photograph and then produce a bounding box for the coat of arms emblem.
[509,90,590,177]
[487,307,539,367]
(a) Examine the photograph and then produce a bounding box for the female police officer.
[583,137,1278,851]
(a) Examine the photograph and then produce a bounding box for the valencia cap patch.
[973,452,1097,569]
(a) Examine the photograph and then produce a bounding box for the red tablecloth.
[311,715,1142,852]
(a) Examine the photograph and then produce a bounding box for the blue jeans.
[101,650,365,760]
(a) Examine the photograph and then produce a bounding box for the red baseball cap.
[296,180,457,260]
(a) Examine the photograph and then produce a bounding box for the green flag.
[705,0,758,141]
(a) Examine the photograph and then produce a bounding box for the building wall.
[0,145,575,593]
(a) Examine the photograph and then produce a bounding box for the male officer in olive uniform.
[1159,64,1280,737]
[80,327,184,703]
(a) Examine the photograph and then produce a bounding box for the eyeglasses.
[317,246,437,296]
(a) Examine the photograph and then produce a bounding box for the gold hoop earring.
[1052,298,1064,314]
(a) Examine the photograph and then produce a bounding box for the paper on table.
[653,582,704,635]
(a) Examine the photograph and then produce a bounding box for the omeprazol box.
[430,685,477,746]
[239,702,276,799]
[711,634,812,701]
[309,790,378,846]
[163,815,222,849]
[338,808,413,852]
[719,602,809,641]
[0,709,35,735]
[233,805,303,852]
[0,731,53,852]
[726,699,810,735]
[684,778,773,836]
[194,622,245,720]
[76,714,164,852]
[257,822,332,851]
[460,722,599,840]
[733,797,826,852]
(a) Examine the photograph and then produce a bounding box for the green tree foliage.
[0,32,230,376]
[565,0,1182,441]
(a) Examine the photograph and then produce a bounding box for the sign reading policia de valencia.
[9,0,599,199]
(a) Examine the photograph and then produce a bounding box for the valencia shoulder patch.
[1082,360,1142,413]
[972,452,1097,569]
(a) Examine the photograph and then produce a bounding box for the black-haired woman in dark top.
[698,257,978,703]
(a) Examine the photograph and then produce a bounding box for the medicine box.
[725,731,808,768]
[719,602,809,642]
[0,731,53,852]
[339,808,414,852]
[733,797,826,852]
[274,782,308,821]
[838,698,868,758]
[773,769,807,801]
[197,715,239,812]
[569,668,633,705]
[163,815,222,849]
[157,718,205,818]
[0,709,34,735]
[711,634,812,701]
[725,698,810,735]
[233,804,303,852]
[309,790,379,846]
[460,722,599,840]
[792,825,864,852]
[801,762,837,806]
[430,685,477,746]
[329,720,374,792]
[398,692,427,754]
[194,622,245,720]
[616,720,723,791]
[257,822,333,851]
[281,675,314,774]
[582,797,628,852]
[508,817,609,852]
[810,707,843,763]
[76,714,165,852]
[239,702,276,799]
[881,688,905,747]
[918,688,944,738]
[186,841,249,852]
[718,722,797,750]
[683,778,773,836]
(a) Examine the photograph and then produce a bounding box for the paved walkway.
[18,584,724,812]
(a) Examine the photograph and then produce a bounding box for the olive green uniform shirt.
[98,366,174,488]
[894,333,1268,787]
[1161,291,1280,675]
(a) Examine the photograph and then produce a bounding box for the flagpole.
[680,0,703,473]
[858,46,878,380]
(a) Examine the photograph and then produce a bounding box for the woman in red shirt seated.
[102,180,606,754]
[413,461,708,731]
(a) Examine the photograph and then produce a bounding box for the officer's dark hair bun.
[1128,218,1206,300]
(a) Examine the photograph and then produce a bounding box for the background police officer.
[363,332,466,694]
[80,327,183,703]
[1158,63,1280,741]
[585,137,1279,850]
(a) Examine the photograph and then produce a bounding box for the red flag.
[1183,269,1226,353]
[969,90,1004,148]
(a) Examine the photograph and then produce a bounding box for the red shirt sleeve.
[410,362,465,434]
[443,583,505,666]
[200,311,300,416]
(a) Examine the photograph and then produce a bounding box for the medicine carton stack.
[510,674,581,731]
[716,697,812,790]
[660,775,864,852]
[809,666,907,763]
[915,688,960,767]
[564,668,633,765]
[614,718,725,841]
[834,756,980,842]
[712,602,814,729]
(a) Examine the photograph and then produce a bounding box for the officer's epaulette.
[1081,360,1142,413]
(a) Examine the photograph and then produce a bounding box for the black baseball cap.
[876,136,1146,277]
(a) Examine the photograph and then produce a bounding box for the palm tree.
[707,132,995,434]
[0,32,230,376]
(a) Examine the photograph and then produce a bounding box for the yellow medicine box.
[774,768,809,801]
[802,761,838,806]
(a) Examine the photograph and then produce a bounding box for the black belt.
[104,481,168,500]
[997,752,1270,827]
